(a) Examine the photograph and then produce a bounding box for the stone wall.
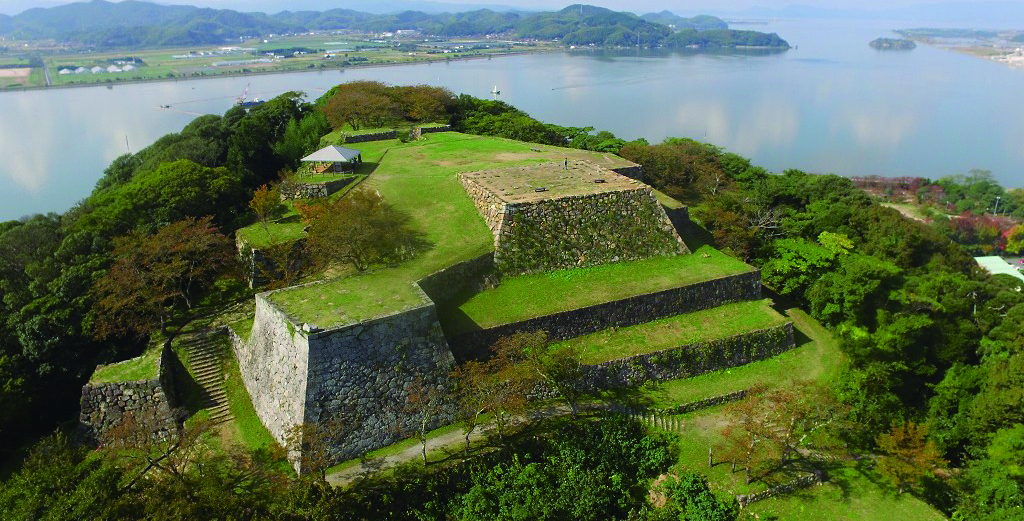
[231,288,459,471]
[582,323,794,389]
[448,270,762,360]
[303,302,458,463]
[492,189,689,275]
[230,294,310,446]
[343,130,397,143]
[416,253,498,306]
[341,125,450,144]
[280,177,355,200]
[736,472,824,508]
[79,342,180,446]
[611,165,645,182]
[663,206,691,232]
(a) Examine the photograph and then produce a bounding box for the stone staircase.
[178,332,233,425]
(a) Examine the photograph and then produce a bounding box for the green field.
[268,132,639,327]
[29,36,553,89]
[557,299,786,365]
[90,343,162,383]
[441,247,752,335]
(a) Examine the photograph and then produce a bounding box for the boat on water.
[235,83,265,108]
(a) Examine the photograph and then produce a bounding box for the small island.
[869,37,917,50]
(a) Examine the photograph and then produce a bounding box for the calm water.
[2,18,1023,221]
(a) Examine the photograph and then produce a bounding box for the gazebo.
[301,145,363,173]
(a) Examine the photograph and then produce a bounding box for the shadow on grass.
[676,219,717,251]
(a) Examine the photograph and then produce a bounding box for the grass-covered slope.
[439,247,752,335]
[268,132,637,328]
[560,299,787,365]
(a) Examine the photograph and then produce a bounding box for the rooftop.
[975,256,1024,282]
[460,160,643,204]
[302,145,362,163]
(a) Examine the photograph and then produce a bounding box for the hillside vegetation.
[0,1,789,49]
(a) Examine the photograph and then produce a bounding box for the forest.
[0,82,1020,519]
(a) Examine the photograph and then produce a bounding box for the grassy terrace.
[90,344,162,384]
[556,299,786,365]
[268,132,637,328]
[440,246,752,335]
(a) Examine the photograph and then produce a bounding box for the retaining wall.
[582,323,794,389]
[230,294,310,446]
[611,165,645,181]
[343,130,397,143]
[416,253,498,306]
[492,189,688,275]
[303,302,457,463]
[79,342,180,446]
[280,177,355,200]
[448,270,762,361]
[231,288,458,471]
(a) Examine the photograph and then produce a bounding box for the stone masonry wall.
[460,176,507,234]
[280,177,355,200]
[79,342,180,446]
[495,189,688,275]
[582,323,794,389]
[230,294,310,446]
[344,130,397,143]
[611,165,645,182]
[303,302,458,463]
[416,253,499,306]
[239,238,306,288]
[449,270,762,361]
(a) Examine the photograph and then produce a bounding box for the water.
[2,18,1023,221]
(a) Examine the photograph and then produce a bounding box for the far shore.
[0,48,558,94]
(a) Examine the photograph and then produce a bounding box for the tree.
[720,383,848,483]
[876,421,946,494]
[491,331,588,418]
[92,217,236,338]
[1007,224,1024,255]
[403,374,449,467]
[450,360,492,455]
[301,188,429,272]
[285,413,359,481]
[248,184,281,239]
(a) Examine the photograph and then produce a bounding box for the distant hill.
[640,11,727,31]
[869,37,916,50]
[0,0,788,50]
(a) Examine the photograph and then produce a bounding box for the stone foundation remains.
[280,176,356,200]
[79,343,181,446]
[448,270,762,361]
[230,287,457,471]
[460,161,688,275]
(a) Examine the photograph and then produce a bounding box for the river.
[1,18,1022,221]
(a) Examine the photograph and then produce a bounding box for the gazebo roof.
[301,145,362,163]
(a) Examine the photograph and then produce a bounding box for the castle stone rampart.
[303,302,457,462]
[79,342,180,445]
[459,162,688,275]
[449,270,762,361]
[231,294,310,446]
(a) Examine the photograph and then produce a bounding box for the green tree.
[91,217,236,338]
[301,188,429,271]
[248,184,281,239]
[876,421,946,494]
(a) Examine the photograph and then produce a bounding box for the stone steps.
[176,330,234,426]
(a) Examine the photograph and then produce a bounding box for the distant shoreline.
[0,48,557,94]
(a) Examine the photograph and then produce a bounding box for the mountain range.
[0,1,789,49]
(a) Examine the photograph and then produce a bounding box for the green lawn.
[295,172,355,184]
[90,343,162,383]
[270,132,637,328]
[627,308,844,409]
[440,247,752,335]
[556,299,786,365]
